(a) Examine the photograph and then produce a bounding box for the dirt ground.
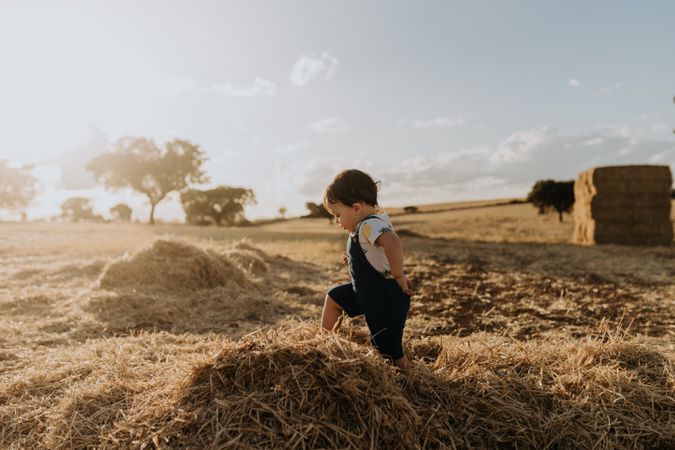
[2,201,672,360]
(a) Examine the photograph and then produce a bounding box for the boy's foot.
[393,354,411,369]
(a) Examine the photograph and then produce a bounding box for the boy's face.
[326,201,361,232]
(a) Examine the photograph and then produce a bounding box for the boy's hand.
[341,251,348,265]
[395,274,414,296]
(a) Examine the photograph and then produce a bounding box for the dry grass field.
[1,201,673,449]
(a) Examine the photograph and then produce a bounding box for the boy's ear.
[351,202,362,212]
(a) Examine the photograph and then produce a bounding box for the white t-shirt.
[348,213,394,278]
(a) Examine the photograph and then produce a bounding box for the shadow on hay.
[43,383,133,449]
[53,260,107,280]
[10,260,106,282]
[0,295,54,317]
[84,289,305,334]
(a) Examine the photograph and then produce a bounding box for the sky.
[1,0,674,221]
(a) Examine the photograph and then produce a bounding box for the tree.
[110,203,132,222]
[278,206,287,218]
[61,197,97,222]
[181,186,256,226]
[0,161,37,216]
[305,202,333,221]
[86,137,209,225]
[527,180,575,222]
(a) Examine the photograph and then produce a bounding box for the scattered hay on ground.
[84,287,289,333]
[89,325,675,449]
[9,260,106,283]
[1,324,672,449]
[0,332,221,450]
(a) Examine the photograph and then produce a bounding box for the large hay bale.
[575,166,672,195]
[574,194,671,211]
[573,165,673,246]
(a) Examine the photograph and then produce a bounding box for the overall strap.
[354,214,383,236]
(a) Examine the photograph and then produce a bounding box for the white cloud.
[599,82,622,95]
[583,137,603,146]
[412,115,470,128]
[271,121,673,212]
[209,77,276,97]
[385,148,492,186]
[310,117,351,133]
[568,78,582,88]
[365,125,674,205]
[271,157,351,200]
[649,123,669,132]
[289,52,339,87]
[489,127,554,165]
[159,77,277,98]
[593,118,673,140]
[649,151,672,163]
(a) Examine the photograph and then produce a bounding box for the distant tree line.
[85,137,259,226]
[181,186,256,226]
[4,136,671,225]
[60,198,103,222]
[0,137,261,225]
[57,199,133,223]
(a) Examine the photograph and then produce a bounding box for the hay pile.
[88,238,296,332]
[573,165,673,245]
[0,332,221,450]
[99,325,671,449]
[99,238,265,292]
[1,324,673,448]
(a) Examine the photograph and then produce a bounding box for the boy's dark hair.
[324,169,379,207]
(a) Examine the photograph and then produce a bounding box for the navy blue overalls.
[328,215,411,360]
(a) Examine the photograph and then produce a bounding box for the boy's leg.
[362,283,411,366]
[322,283,361,332]
[321,295,344,331]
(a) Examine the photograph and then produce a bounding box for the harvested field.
[1,200,673,449]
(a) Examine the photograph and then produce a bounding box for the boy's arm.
[375,231,413,295]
